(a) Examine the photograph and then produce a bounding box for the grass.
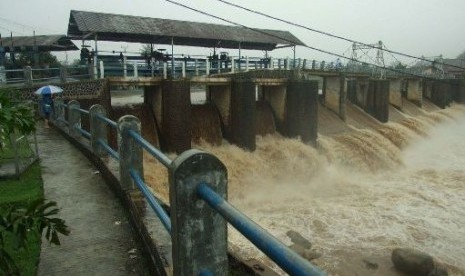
[0,162,44,276]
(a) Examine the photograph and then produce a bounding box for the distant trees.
[3,51,61,69]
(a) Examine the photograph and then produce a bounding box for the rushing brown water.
[143,103,465,275]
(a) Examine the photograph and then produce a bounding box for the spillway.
[143,96,465,274]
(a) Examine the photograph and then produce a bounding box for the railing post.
[123,56,128,78]
[231,58,235,73]
[24,66,32,86]
[169,149,228,276]
[195,59,199,76]
[163,62,168,79]
[133,61,138,78]
[118,115,143,191]
[93,63,98,80]
[286,58,290,70]
[54,99,66,128]
[182,61,186,78]
[303,59,307,69]
[245,56,249,71]
[151,57,155,77]
[99,60,104,79]
[68,100,81,139]
[206,58,210,76]
[90,104,108,157]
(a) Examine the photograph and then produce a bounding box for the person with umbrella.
[35,85,63,128]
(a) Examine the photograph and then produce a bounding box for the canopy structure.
[67,10,305,51]
[0,35,78,52]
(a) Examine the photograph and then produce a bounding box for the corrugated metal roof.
[0,35,78,52]
[67,10,305,51]
[443,59,465,73]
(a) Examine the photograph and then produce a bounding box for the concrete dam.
[102,71,465,274]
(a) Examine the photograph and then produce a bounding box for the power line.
[214,0,465,71]
[165,0,437,80]
[0,16,62,35]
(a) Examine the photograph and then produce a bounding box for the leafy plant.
[0,92,35,150]
[0,199,70,275]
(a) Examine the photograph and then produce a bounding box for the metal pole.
[94,35,98,79]
[197,183,325,276]
[33,31,38,66]
[293,45,296,69]
[171,37,175,78]
[238,42,241,70]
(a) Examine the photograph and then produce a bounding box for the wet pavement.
[36,123,147,275]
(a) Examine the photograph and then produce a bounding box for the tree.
[0,91,35,150]
[4,51,61,69]
[0,200,70,275]
[140,44,152,57]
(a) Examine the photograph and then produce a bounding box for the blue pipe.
[128,129,172,167]
[197,183,326,276]
[69,105,90,115]
[77,127,91,140]
[129,168,172,234]
[96,113,117,129]
[97,138,120,160]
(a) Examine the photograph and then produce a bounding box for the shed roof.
[443,58,465,73]
[0,35,78,52]
[67,10,305,51]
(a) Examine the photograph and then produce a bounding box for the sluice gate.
[7,71,465,153]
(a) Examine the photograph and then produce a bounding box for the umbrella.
[34,85,63,95]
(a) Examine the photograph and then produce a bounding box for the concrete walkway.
[36,123,148,275]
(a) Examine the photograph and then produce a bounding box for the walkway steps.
[36,123,148,275]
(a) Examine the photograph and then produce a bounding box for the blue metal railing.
[76,127,91,140]
[125,129,173,234]
[94,114,119,160]
[130,168,172,233]
[53,102,326,275]
[97,138,120,160]
[69,105,90,115]
[128,129,172,167]
[96,113,118,129]
[197,182,325,276]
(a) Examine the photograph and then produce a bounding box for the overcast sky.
[1,0,464,65]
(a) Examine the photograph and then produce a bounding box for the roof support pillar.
[293,45,296,69]
[238,42,241,70]
[171,37,175,78]
[94,34,98,79]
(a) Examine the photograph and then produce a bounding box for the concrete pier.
[407,79,422,107]
[367,80,390,123]
[285,80,319,144]
[161,80,192,153]
[323,76,346,120]
[389,78,403,110]
[230,79,257,151]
